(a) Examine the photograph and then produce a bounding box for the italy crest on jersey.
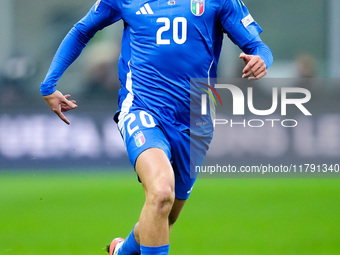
[191,0,204,16]
[134,131,146,147]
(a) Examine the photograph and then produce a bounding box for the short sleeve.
[219,0,262,48]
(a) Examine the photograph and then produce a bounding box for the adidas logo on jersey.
[136,3,154,15]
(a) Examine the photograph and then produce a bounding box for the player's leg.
[127,126,209,255]
[116,150,187,255]
[110,109,209,255]
[135,147,175,249]
[112,109,175,255]
[126,123,212,248]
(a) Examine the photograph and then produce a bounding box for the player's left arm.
[239,35,273,80]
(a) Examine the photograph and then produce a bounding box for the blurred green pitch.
[1,171,339,255]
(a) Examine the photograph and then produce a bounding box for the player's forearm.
[249,43,273,69]
[241,36,273,69]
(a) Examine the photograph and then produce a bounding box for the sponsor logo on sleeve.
[241,14,254,28]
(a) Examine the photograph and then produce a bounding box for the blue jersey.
[111,0,263,132]
[41,0,271,133]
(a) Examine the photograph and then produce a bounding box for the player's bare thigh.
[135,147,174,198]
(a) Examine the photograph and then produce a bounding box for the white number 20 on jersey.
[156,17,187,45]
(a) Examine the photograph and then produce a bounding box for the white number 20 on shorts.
[124,111,156,136]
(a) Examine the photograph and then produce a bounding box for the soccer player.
[40,0,273,254]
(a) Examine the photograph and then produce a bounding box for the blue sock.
[140,244,169,255]
[118,228,140,255]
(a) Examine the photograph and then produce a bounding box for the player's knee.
[147,185,175,216]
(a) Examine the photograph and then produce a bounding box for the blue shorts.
[117,108,212,200]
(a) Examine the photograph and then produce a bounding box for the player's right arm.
[41,0,122,124]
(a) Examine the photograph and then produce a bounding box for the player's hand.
[42,90,77,125]
[239,53,267,80]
